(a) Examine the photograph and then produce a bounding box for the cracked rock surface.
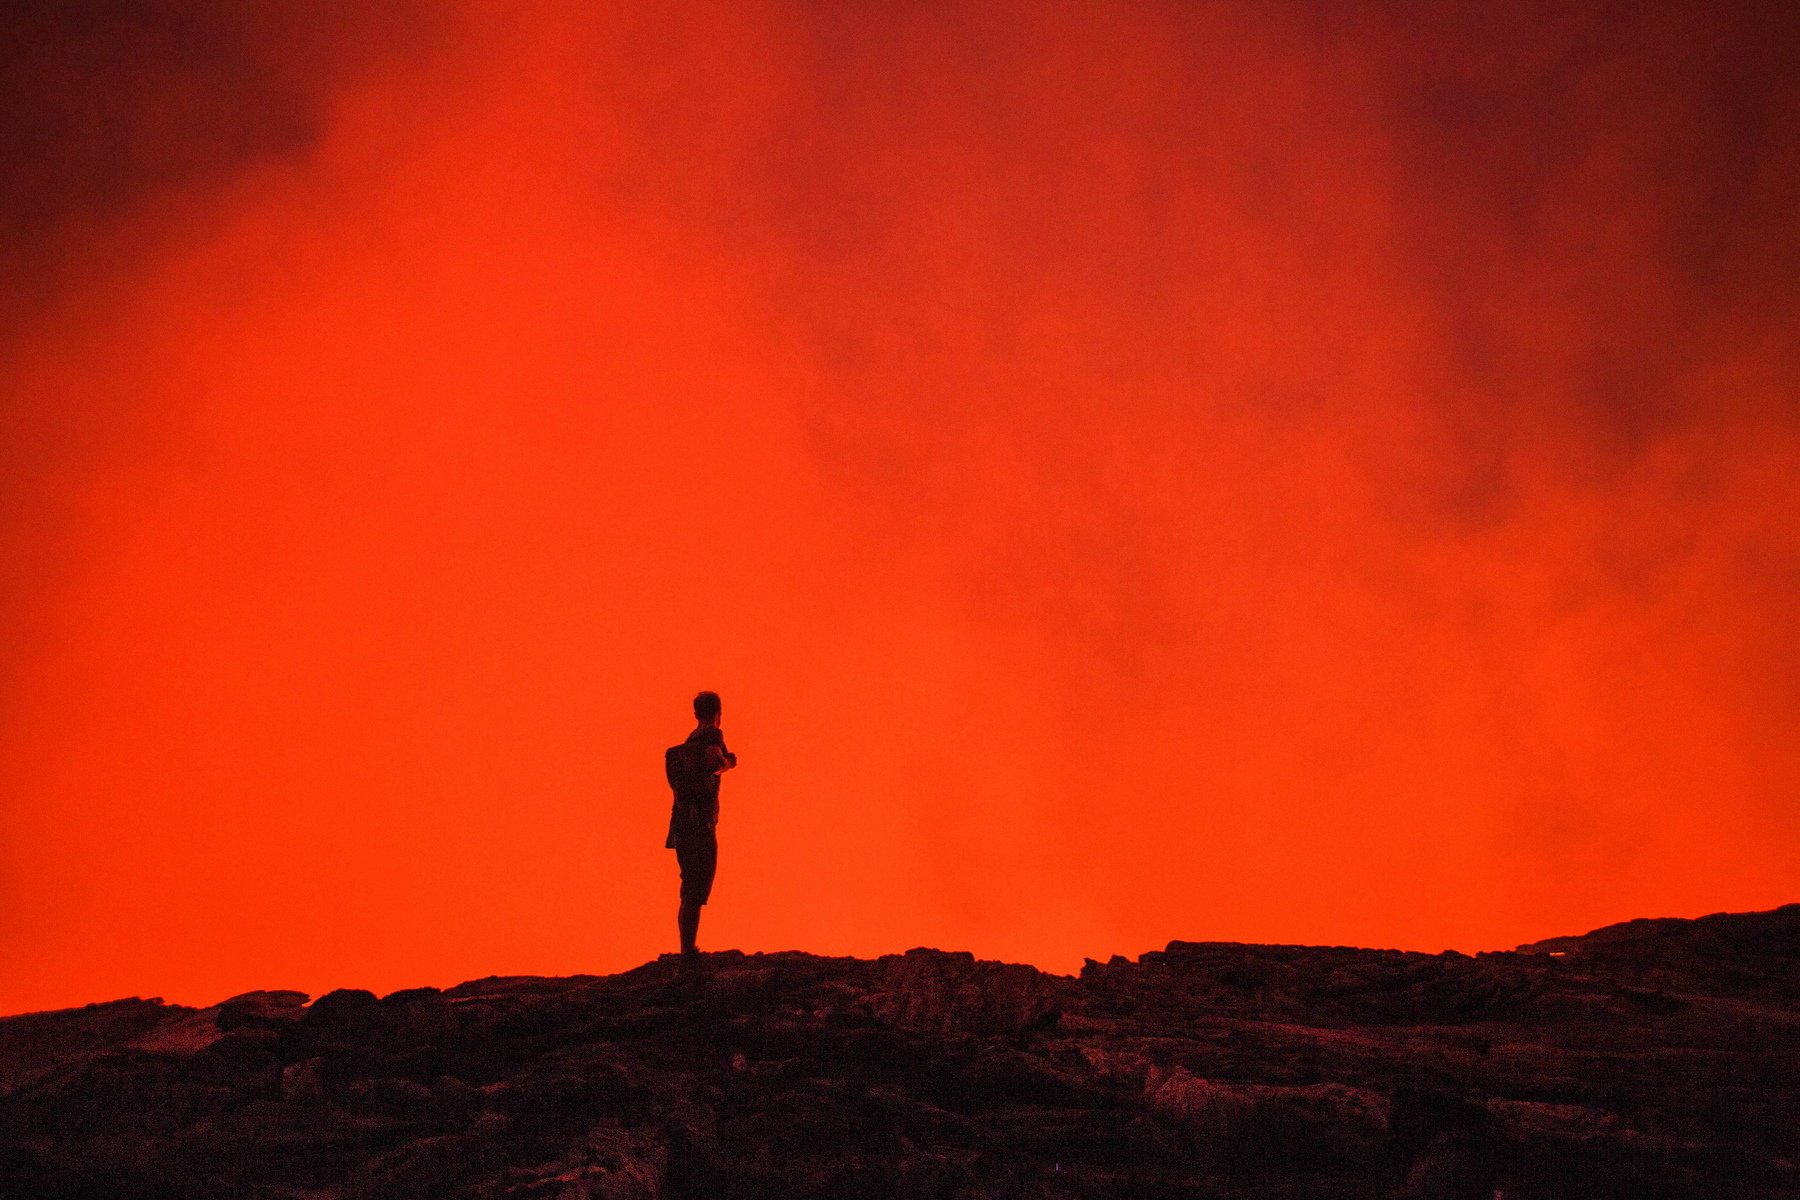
[2,904,1796,1198]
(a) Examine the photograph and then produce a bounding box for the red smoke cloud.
[2,1,1796,1014]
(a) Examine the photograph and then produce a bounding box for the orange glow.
[2,2,1797,1014]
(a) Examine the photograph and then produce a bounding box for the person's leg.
[678,900,701,955]
[673,823,717,961]
[674,822,704,957]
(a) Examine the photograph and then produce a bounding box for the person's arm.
[705,744,737,773]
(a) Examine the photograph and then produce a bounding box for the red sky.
[2,1,1797,1016]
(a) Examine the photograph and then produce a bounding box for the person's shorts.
[674,821,718,906]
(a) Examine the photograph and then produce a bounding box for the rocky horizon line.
[10,900,1796,1023]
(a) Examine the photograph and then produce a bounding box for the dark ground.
[3,904,1797,1199]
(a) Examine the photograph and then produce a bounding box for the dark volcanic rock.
[217,989,309,1033]
[3,907,1798,1198]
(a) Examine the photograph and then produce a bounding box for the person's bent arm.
[706,745,738,773]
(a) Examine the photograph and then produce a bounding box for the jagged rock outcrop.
[3,907,1797,1198]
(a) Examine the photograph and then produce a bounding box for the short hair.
[693,691,722,721]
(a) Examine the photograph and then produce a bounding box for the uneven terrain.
[3,905,1797,1198]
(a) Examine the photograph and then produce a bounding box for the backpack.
[664,741,710,849]
[665,741,707,795]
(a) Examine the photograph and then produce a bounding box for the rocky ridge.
[3,904,1797,1198]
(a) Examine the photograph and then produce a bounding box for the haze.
[2,1,1796,1015]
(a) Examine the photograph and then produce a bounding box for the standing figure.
[665,690,737,962]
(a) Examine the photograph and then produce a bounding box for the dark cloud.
[0,0,438,311]
[0,0,437,710]
[1376,1,1800,496]
[2,2,312,239]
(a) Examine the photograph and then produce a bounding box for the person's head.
[693,691,722,724]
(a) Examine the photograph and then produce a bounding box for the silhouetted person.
[666,690,737,964]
